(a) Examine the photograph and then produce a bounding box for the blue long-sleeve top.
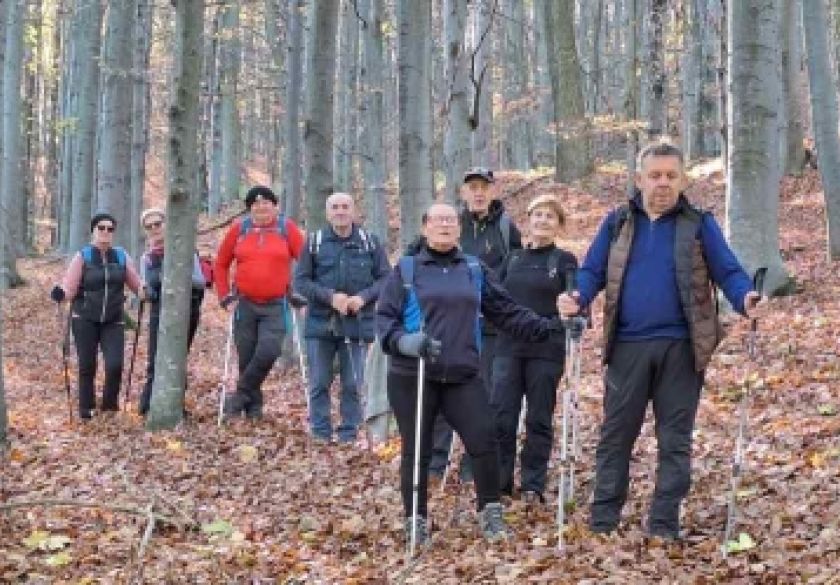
[577,196,753,342]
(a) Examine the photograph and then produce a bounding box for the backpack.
[309,225,376,256]
[82,244,126,268]
[505,247,565,281]
[398,254,483,350]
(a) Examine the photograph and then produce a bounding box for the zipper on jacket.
[101,259,109,323]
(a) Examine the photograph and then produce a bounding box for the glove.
[397,332,442,362]
[50,285,65,303]
[220,294,237,310]
[289,292,308,309]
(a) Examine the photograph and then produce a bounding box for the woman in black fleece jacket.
[493,194,578,503]
[376,202,564,547]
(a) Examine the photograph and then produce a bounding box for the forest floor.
[2,165,840,583]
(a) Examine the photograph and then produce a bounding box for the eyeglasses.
[427,215,459,225]
[96,224,115,233]
[143,221,163,230]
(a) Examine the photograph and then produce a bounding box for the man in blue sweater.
[558,141,767,540]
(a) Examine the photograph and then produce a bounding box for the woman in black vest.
[50,213,144,419]
[493,194,578,504]
[137,208,207,416]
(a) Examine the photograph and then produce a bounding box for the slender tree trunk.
[68,2,102,252]
[683,0,704,160]
[359,0,388,240]
[501,0,531,170]
[147,0,204,430]
[717,0,728,167]
[471,0,495,167]
[304,0,339,229]
[220,1,240,204]
[442,0,470,204]
[727,0,790,293]
[533,0,553,165]
[645,0,667,138]
[624,0,640,195]
[545,0,594,183]
[782,0,806,175]
[334,0,359,192]
[283,0,304,221]
[398,0,433,248]
[1,0,25,288]
[59,10,75,251]
[97,0,135,248]
[207,10,222,215]
[802,0,840,260]
[129,0,153,260]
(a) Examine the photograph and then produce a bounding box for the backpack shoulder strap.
[358,227,374,252]
[81,244,94,265]
[112,246,127,268]
[238,217,253,241]
[309,229,323,256]
[609,204,631,243]
[399,255,423,333]
[276,213,287,238]
[499,213,511,254]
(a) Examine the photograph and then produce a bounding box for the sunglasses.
[144,221,163,230]
[96,224,116,233]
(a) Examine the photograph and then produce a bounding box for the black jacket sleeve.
[481,262,561,342]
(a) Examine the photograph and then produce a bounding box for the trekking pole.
[341,314,373,450]
[410,355,427,558]
[60,305,73,423]
[291,307,308,386]
[124,299,145,411]
[558,269,586,551]
[722,267,767,558]
[217,309,236,427]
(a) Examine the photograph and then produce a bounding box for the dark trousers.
[72,316,124,414]
[232,297,285,410]
[388,370,500,518]
[492,356,564,496]
[139,293,203,413]
[429,334,496,477]
[591,339,702,536]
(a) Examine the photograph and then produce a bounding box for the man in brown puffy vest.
[558,141,767,540]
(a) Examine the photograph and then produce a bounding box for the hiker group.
[50,141,769,552]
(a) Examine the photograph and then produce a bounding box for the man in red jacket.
[214,185,305,419]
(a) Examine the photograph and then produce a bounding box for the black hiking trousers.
[388,370,500,518]
[139,292,203,414]
[428,333,496,479]
[492,356,564,497]
[591,338,703,537]
[72,316,124,416]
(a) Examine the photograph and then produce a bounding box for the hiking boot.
[245,402,263,420]
[138,388,151,416]
[223,391,250,418]
[404,515,430,548]
[79,408,95,421]
[521,491,543,507]
[478,502,508,542]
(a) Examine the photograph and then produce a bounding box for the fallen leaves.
[3,168,840,581]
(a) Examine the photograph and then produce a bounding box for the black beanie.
[244,185,278,209]
[90,212,117,233]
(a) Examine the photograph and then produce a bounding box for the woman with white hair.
[493,194,578,505]
[137,208,208,416]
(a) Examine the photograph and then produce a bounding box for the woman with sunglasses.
[137,208,208,416]
[50,212,144,419]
